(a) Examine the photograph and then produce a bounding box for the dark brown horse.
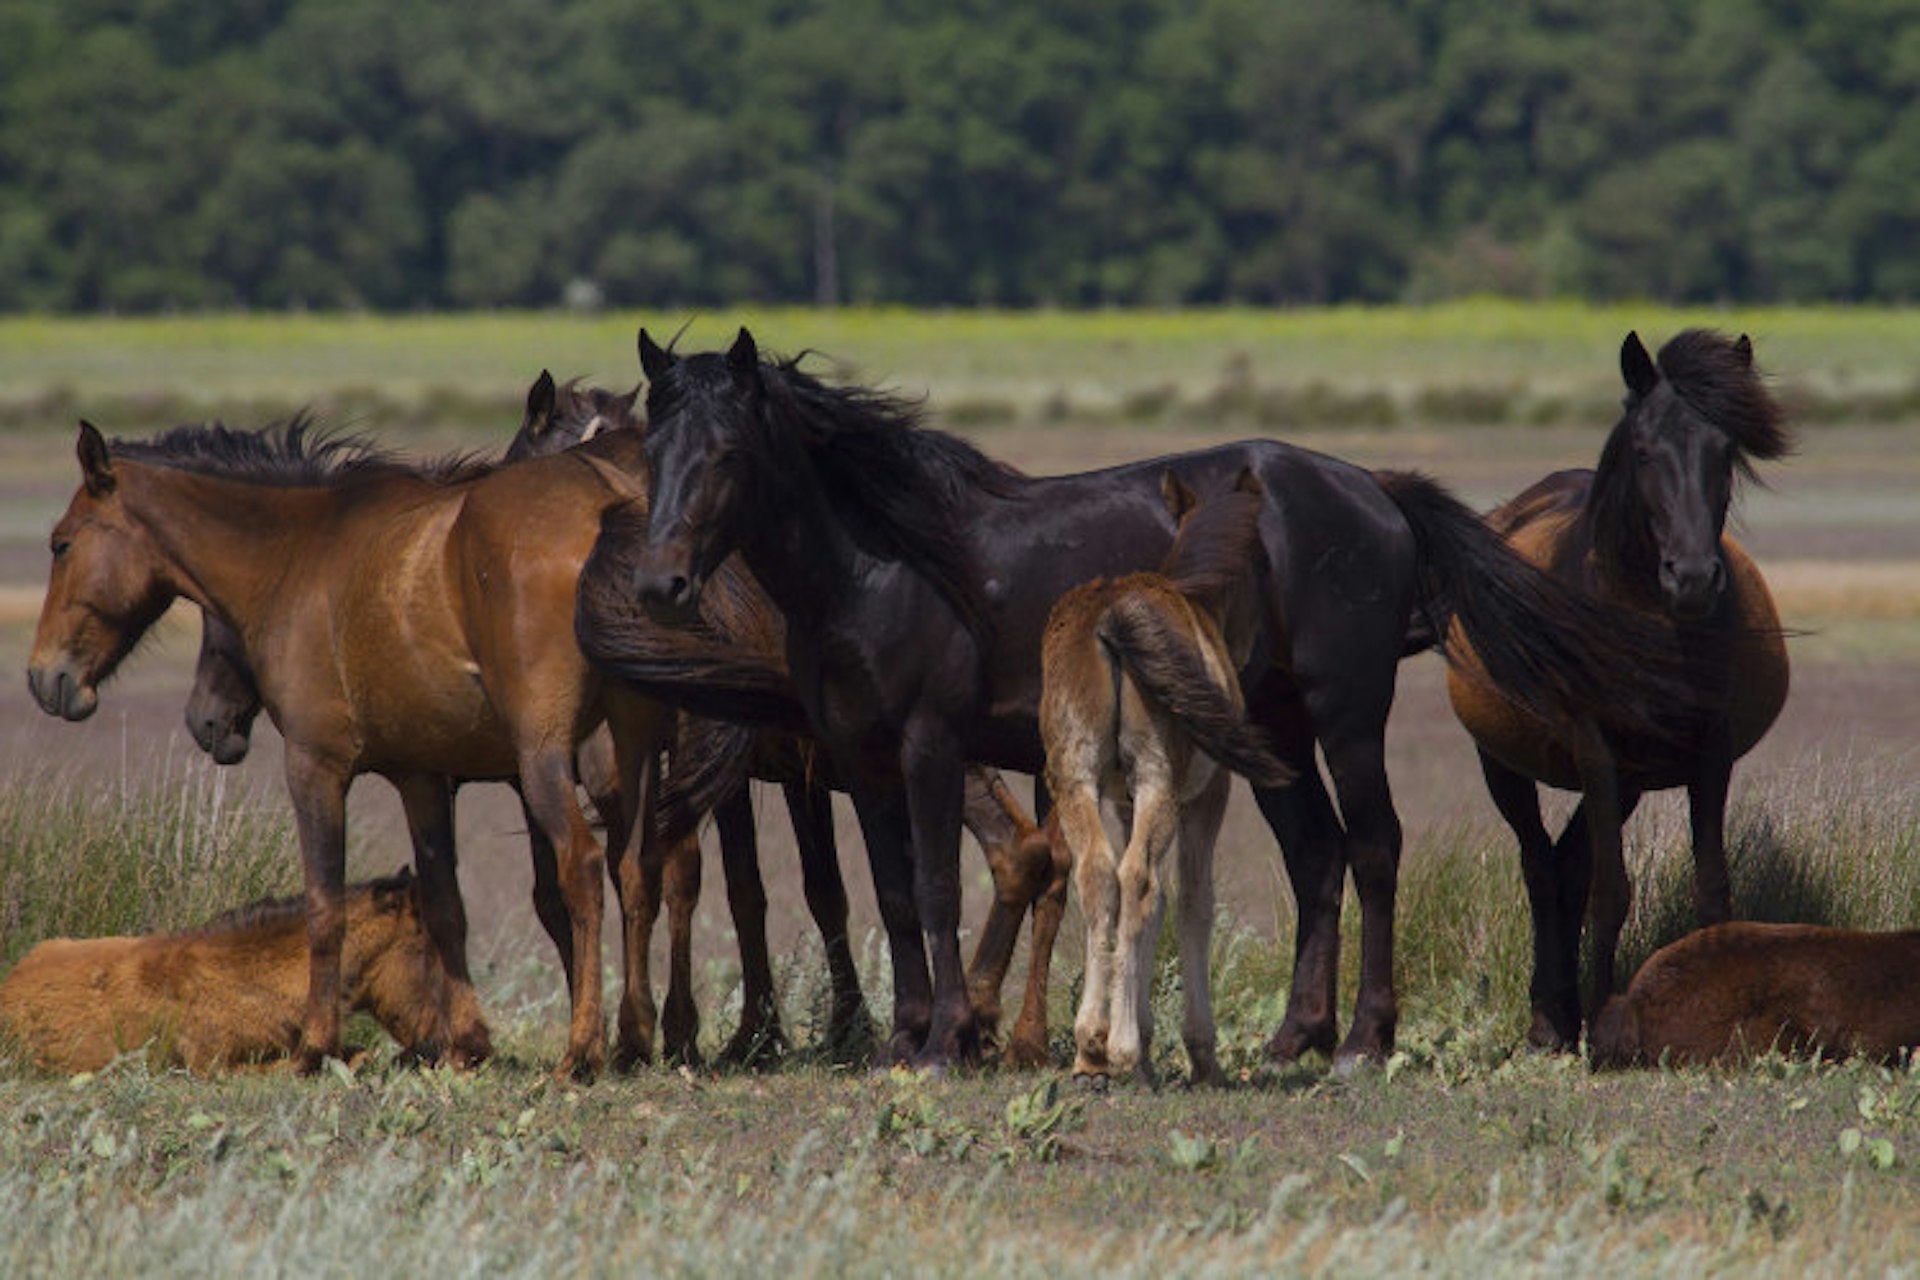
[585,327,1683,1071]
[1447,330,1792,1048]
[0,869,442,1074]
[27,418,678,1079]
[1590,922,1920,1067]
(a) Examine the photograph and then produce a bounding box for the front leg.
[286,747,351,1074]
[518,745,609,1082]
[1572,727,1634,1015]
[393,773,491,1067]
[901,730,977,1070]
[1687,723,1736,927]
[848,784,931,1064]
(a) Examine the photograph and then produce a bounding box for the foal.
[1590,922,1920,1067]
[0,870,440,1074]
[1042,469,1294,1086]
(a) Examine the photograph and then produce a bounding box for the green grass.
[2,759,1918,1274]
[4,301,1920,436]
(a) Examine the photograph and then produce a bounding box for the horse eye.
[50,537,70,558]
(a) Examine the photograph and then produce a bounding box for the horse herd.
[6,324,1913,1080]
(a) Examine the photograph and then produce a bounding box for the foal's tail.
[1097,597,1296,789]
[1374,470,1693,740]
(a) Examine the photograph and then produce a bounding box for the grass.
[4,301,1920,437]
[1,758,1917,1275]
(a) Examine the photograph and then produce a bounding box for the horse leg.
[1253,768,1346,1063]
[660,821,703,1067]
[1317,728,1403,1066]
[1060,783,1119,1081]
[517,745,608,1081]
[900,735,976,1070]
[783,777,874,1059]
[1009,807,1071,1071]
[848,784,932,1064]
[1477,749,1578,1050]
[518,787,576,992]
[716,786,787,1066]
[1573,734,1632,1018]
[1688,729,1736,927]
[394,773,491,1067]
[959,768,1027,1047]
[286,749,352,1074]
[1111,774,1175,1084]
[1176,772,1231,1087]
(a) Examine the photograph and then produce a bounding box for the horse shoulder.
[1717,534,1789,755]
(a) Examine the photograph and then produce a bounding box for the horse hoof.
[1263,1020,1335,1065]
[719,1025,788,1071]
[1072,1070,1110,1095]
[555,1047,606,1085]
[1004,1033,1052,1071]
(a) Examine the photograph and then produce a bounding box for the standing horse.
[1447,329,1791,1049]
[588,327,1684,1070]
[1042,468,1294,1086]
[27,419,677,1079]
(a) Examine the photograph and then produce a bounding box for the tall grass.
[0,762,295,970]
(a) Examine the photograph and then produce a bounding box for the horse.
[27,417,681,1080]
[1446,330,1792,1049]
[1042,467,1295,1087]
[0,869,442,1074]
[586,326,1685,1070]
[1589,922,1920,1068]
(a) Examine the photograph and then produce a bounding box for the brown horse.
[28,417,677,1079]
[1043,468,1294,1087]
[1447,330,1792,1048]
[1590,922,1920,1067]
[0,869,441,1073]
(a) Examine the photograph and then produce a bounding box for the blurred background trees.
[2,0,1916,310]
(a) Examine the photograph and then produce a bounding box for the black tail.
[655,716,759,844]
[1373,470,1695,741]
[1097,597,1296,789]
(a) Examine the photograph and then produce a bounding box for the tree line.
[3,0,1917,312]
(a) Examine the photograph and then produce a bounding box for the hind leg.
[1176,772,1231,1087]
[1317,729,1402,1066]
[1110,768,1175,1082]
[1479,750,1580,1050]
[1060,782,1120,1081]
[1254,768,1347,1063]
[1009,807,1070,1070]
[394,774,491,1067]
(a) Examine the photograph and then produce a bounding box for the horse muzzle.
[27,660,99,721]
[631,553,705,626]
[190,713,254,765]
[1659,555,1726,623]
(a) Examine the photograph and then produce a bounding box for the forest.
[3,0,1918,312]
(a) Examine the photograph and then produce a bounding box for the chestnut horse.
[28,418,676,1079]
[0,869,440,1073]
[1590,922,1920,1067]
[591,328,1684,1070]
[1447,330,1792,1048]
[1043,468,1294,1087]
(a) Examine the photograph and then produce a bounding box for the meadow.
[1,304,1917,1275]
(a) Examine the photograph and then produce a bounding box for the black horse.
[1448,329,1792,1048]
[590,327,1688,1070]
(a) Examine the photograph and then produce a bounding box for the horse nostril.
[1709,560,1727,593]
[668,575,689,604]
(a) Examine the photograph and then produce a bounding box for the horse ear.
[77,421,116,496]
[1620,332,1659,398]
[638,328,674,383]
[522,370,557,440]
[728,327,759,381]
[1733,333,1753,367]
[1233,465,1264,498]
[1160,468,1198,522]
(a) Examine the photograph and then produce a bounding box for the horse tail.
[1373,470,1692,740]
[1096,597,1296,789]
[655,716,759,844]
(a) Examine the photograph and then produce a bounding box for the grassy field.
[1,305,1918,1274]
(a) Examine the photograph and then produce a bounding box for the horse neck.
[738,449,865,630]
[120,461,348,628]
[1579,455,1663,608]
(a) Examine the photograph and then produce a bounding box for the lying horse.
[1043,468,1293,1086]
[1589,922,1920,1067]
[0,870,441,1073]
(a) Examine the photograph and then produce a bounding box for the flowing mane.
[109,416,496,487]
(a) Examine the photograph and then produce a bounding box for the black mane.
[110,415,496,487]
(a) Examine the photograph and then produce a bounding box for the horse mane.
[1158,488,1268,610]
[753,353,1025,639]
[187,870,410,939]
[110,416,497,487]
[1589,329,1791,580]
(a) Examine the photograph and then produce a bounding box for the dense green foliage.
[4,0,1919,311]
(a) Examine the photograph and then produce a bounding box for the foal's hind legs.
[1060,784,1119,1081]
[1109,777,1175,1082]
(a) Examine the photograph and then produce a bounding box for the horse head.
[505,369,643,462]
[185,612,262,765]
[629,326,767,624]
[1604,330,1787,623]
[28,422,178,721]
